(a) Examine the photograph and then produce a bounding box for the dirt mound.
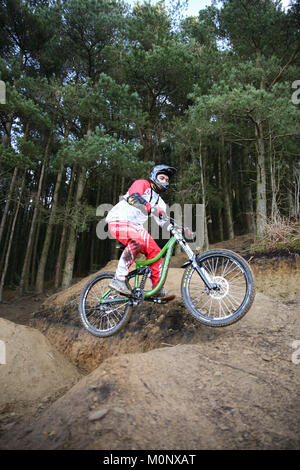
[35,251,300,313]
[41,260,119,310]
[2,336,299,450]
[0,318,82,417]
[29,251,300,373]
[170,244,300,302]
[31,289,298,371]
[1,246,299,450]
[248,254,300,301]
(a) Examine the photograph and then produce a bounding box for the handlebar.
[159,214,196,241]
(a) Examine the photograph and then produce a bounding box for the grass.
[250,216,300,253]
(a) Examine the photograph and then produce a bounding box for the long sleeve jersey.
[105,179,167,230]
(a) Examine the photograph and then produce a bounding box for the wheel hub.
[209,276,229,299]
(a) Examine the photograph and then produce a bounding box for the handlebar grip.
[184,227,196,241]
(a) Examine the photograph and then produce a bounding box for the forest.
[0,0,299,299]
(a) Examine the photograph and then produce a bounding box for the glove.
[184,227,192,237]
[177,226,194,239]
[127,193,152,214]
[183,226,196,240]
[150,206,167,219]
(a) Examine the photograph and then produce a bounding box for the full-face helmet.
[149,164,177,193]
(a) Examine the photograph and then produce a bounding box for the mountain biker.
[106,164,177,300]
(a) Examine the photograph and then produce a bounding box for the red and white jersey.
[105,179,167,229]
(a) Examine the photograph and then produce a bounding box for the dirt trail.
[0,238,299,450]
[2,339,299,450]
[0,317,82,440]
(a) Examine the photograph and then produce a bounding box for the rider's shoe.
[154,287,176,302]
[109,277,132,296]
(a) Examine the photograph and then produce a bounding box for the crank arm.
[99,297,129,305]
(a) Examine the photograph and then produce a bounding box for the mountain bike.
[79,216,256,337]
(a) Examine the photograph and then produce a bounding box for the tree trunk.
[2,112,14,147]
[30,210,42,289]
[269,133,279,220]
[244,185,255,233]
[120,176,125,196]
[199,141,209,251]
[0,208,13,273]
[224,181,234,239]
[61,167,86,289]
[217,148,224,241]
[0,123,29,245]
[221,137,234,240]
[54,167,75,289]
[217,208,224,241]
[35,162,64,293]
[289,161,300,220]
[143,125,153,162]
[242,148,256,233]
[0,166,18,246]
[19,133,51,295]
[90,178,101,272]
[0,173,26,302]
[270,154,279,220]
[255,119,267,238]
[111,173,119,260]
[294,163,300,220]
[234,156,243,229]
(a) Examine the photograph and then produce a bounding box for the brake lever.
[159,214,196,242]
[184,227,196,241]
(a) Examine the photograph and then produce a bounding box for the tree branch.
[267,39,300,92]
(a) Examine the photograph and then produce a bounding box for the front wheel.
[181,249,256,327]
[79,272,132,337]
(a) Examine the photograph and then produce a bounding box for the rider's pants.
[108,221,162,288]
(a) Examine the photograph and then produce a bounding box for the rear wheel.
[181,249,256,327]
[79,271,132,337]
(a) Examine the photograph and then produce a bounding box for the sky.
[127,0,210,17]
[127,0,291,17]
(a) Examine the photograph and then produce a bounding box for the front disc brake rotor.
[209,276,229,299]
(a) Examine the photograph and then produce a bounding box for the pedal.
[147,294,176,304]
[109,285,132,297]
[160,294,176,302]
[152,298,166,304]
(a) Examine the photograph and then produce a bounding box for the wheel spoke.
[187,254,249,321]
[80,275,131,335]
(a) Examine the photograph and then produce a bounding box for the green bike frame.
[100,235,177,304]
[134,235,177,298]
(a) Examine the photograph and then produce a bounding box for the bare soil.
[0,318,81,415]
[0,235,299,450]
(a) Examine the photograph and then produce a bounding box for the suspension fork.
[182,254,218,291]
[173,230,217,291]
